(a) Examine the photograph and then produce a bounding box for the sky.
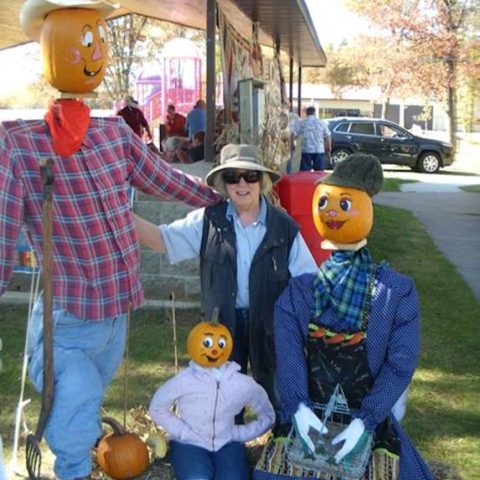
[0,1,368,95]
[305,0,369,47]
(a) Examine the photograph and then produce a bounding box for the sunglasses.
[222,170,262,184]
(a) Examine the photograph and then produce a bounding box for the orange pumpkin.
[97,417,150,480]
[40,8,109,93]
[187,308,233,368]
[312,183,373,244]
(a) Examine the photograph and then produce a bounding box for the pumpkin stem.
[210,307,220,325]
[101,416,125,436]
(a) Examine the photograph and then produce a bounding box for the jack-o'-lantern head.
[312,153,383,244]
[20,0,118,93]
[186,308,233,368]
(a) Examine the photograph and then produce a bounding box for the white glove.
[331,418,366,463]
[293,403,328,454]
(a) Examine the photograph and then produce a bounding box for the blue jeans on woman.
[27,298,127,480]
[169,440,249,480]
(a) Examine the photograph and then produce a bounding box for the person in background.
[165,104,186,138]
[163,136,191,164]
[134,144,318,418]
[297,106,331,172]
[188,130,205,163]
[186,99,206,140]
[117,96,153,141]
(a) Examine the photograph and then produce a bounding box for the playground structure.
[135,38,203,127]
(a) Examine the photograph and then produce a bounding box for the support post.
[297,66,302,115]
[289,58,294,112]
[205,0,216,161]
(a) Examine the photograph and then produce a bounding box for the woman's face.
[223,169,262,212]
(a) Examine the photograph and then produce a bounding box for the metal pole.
[297,65,302,116]
[205,0,216,162]
[289,58,294,112]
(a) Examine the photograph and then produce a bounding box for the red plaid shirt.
[0,117,220,320]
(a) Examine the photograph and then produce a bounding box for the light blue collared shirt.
[159,198,318,308]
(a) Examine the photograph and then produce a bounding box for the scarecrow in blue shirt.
[254,153,434,480]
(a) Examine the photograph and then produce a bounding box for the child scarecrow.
[149,311,275,480]
[254,153,434,479]
[0,1,220,479]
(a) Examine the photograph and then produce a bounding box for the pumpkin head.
[312,183,373,244]
[97,417,150,480]
[187,308,233,368]
[40,8,109,93]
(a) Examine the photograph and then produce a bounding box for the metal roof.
[0,0,326,67]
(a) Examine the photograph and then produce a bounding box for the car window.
[350,122,375,135]
[379,124,408,138]
[335,122,350,133]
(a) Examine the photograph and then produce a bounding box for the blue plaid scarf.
[313,247,375,332]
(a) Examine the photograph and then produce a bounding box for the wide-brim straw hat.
[205,144,281,187]
[20,0,119,41]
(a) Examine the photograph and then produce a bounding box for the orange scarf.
[44,99,91,156]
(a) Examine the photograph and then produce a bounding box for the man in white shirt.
[298,106,332,171]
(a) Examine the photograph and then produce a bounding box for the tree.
[100,15,204,107]
[303,43,360,95]
[346,0,480,153]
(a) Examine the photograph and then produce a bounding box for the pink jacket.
[149,361,275,452]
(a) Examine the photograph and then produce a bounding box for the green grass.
[370,205,480,480]
[381,177,418,192]
[460,185,480,193]
[1,204,479,479]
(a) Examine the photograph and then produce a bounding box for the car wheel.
[331,148,351,166]
[417,152,440,173]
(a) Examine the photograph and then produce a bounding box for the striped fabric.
[0,117,221,320]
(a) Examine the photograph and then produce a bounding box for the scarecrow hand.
[293,403,328,455]
[332,418,366,463]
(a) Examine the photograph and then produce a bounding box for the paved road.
[376,150,480,302]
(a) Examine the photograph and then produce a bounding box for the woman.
[135,143,318,412]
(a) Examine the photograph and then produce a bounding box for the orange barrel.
[275,171,330,266]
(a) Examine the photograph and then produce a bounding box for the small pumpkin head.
[97,417,150,480]
[39,8,109,93]
[187,308,233,368]
[312,183,373,244]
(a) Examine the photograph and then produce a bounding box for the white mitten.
[293,403,328,454]
[331,417,366,463]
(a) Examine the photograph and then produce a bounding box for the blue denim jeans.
[27,297,127,480]
[232,309,280,419]
[300,152,327,171]
[169,440,248,480]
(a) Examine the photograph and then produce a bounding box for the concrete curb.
[0,291,201,310]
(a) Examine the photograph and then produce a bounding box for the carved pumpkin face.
[40,8,109,93]
[312,183,373,244]
[186,321,233,368]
